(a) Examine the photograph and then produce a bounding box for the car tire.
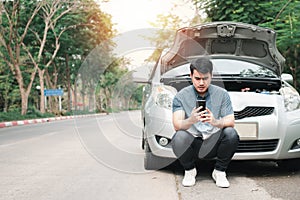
[144,139,176,170]
[141,130,145,150]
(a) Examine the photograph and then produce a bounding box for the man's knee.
[223,127,239,143]
[172,130,194,148]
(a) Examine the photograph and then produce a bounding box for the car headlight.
[154,85,177,110]
[279,86,300,111]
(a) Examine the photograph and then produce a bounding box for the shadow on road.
[160,159,300,178]
[229,160,300,177]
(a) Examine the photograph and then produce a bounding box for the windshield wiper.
[215,74,241,77]
[162,74,190,78]
[175,74,190,77]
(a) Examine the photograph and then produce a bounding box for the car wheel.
[141,129,145,150]
[144,139,176,170]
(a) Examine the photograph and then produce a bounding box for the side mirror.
[281,73,293,83]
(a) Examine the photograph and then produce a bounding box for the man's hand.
[200,108,235,128]
[199,108,212,123]
[173,106,234,131]
[173,106,202,131]
[190,106,203,124]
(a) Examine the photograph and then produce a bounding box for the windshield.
[162,59,278,78]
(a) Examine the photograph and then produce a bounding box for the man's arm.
[172,107,201,131]
[211,114,235,128]
[202,108,235,129]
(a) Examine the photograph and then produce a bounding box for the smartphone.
[196,100,206,112]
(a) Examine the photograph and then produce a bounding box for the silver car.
[139,22,300,170]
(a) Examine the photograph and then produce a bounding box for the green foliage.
[96,58,129,112]
[0,106,55,122]
[130,85,144,107]
[146,14,185,62]
[192,0,300,92]
[259,0,300,91]
[195,0,272,25]
[0,65,20,112]
[64,110,96,116]
[0,0,116,116]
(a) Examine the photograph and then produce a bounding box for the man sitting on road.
[171,57,240,188]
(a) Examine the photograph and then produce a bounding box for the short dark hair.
[190,57,213,75]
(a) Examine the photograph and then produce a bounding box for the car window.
[162,59,278,78]
[213,59,278,78]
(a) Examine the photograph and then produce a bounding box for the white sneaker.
[182,168,197,187]
[212,169,230,188]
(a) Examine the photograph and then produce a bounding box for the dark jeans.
[172,127,239,171]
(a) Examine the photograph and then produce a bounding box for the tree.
[145,1,206,62]
[259,0,300,90]
[0,62,19,112]
[194,0,272,25]
[69,0,115,112]
[145,14,184,62]
[0,0,42,115]
[192,0,300,91]
[98,58,128,112]
[42,0,115,113]
[0,0,115,115]
[0,0,81,115]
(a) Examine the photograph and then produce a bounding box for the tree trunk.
[82,92,86,111]
[17,69,30,115]
[88,86,95,111]
[65,54,71,112]
[14,63,36,115]
[293,48,298,90]
[38,68,46,113]
[20,91,29,115]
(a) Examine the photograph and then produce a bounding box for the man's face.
[190,69,212,96]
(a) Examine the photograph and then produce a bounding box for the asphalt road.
[0,111,299,200]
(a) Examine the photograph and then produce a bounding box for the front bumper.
[144,108,300,161]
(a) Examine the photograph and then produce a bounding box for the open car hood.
[161,21,285,76]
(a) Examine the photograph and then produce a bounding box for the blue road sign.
[44,89,63,96]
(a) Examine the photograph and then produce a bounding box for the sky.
[99,0,196,32]
[96,0,196,69]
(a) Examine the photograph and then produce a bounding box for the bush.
[64,110,97,116]
[0,107,55,122]
[0,107,109,122]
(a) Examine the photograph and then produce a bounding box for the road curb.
[0,113,108,128]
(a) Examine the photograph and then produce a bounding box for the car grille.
[234,106,274,120]
[237,139,279,153]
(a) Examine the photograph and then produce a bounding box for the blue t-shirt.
[172,84,233,138]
